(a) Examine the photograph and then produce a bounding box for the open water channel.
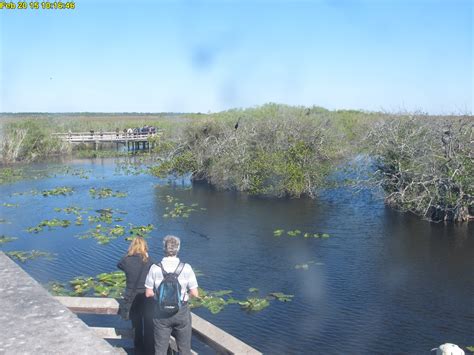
[0,158,472,353]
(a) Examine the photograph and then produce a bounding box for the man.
[145,236,199,355]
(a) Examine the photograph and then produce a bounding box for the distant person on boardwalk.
[118,237,155,354]
[145,235,199,355]
[116,127,120,138]
[90,129,94,138]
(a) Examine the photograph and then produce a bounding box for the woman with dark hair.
[118,237,154,354]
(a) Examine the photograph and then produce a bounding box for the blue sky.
[1,0,472,113]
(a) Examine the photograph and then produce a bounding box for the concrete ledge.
[56,296,262,354]
[0,252,122,355]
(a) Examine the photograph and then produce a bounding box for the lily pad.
[239,297,270,311]
[268,292,294,302]
[89,187,128,199]
[6,250,55,263]
[41,187,74,196]
[2,203,18,208]
[0,235,17,245]
[273,229,285,237]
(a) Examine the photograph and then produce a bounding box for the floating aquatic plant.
[273,229,285,237]
[49,271,126,298]
[87,209,127,224]
[274,228,330,239]
[47,282,70,296]
[27,218,71,233]
[63,167,91,179]
[287,229,301,237]
[126,224,154,240]
[0,218,10,224]
[0,168,24,184]
[79,225,116,244]
[2,202,18,208]
[0,235,17,245]
[54,206,87,216]
[6,250,54,263]
[189,287,293,314]
[162,195,203,219]
[70,276,96,296]
[268,292,294,302]
[109,225,126,236]
[239,297,270,311]
[41,187,74,196]
[79,223,143,244]
[89,187,128,199]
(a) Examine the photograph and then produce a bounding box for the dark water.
[1,158,473,354]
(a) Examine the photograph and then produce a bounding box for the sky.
[0,0,472,114]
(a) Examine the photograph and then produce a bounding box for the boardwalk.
[54,131,161,143]
[0,252,120,354]
[54,131,162,150]
[0,252,261,354]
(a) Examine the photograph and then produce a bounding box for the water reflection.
[0,159,472,353]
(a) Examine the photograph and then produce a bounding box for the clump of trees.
[365,116,473,222]
[150,104,345,197]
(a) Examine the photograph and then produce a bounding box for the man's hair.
[163,235,180,256]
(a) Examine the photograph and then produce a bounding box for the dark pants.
[153,305,192,355]
[130,292,154,355]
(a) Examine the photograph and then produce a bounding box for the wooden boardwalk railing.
[55,296,262,355]
[53,131,162,143]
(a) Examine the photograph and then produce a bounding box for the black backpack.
[154,262,185,315]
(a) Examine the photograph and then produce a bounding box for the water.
[1,158,473,353]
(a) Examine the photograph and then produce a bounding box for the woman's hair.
[163,235,180,257]
[127,236,149,262]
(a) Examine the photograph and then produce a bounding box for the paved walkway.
[0,252,122,355]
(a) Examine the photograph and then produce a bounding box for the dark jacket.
[117,254,154,294]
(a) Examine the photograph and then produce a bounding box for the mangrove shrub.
[150,105,342,197]
[365,116,473,222]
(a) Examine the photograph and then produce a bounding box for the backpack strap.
[173,262,185,277]
[157,262,168,277]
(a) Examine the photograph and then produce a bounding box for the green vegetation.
[6,250,54,262]
[365,116,473,222]
[42,187,74,196]
[89,187,127,198]
[1,106,472,223]
[150,104,348,198]
[79,225,118,244]
[0,235,17,245]
[78,223,153,244]
[2,202,19,207]
[161,195,204,219]
[189,287,294,314]
[126,224,154,240]
[54,206,87,215]
[48,271,126,297]
[26,218,71,233]
[273,229,330,239]
[0,168,24,184]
